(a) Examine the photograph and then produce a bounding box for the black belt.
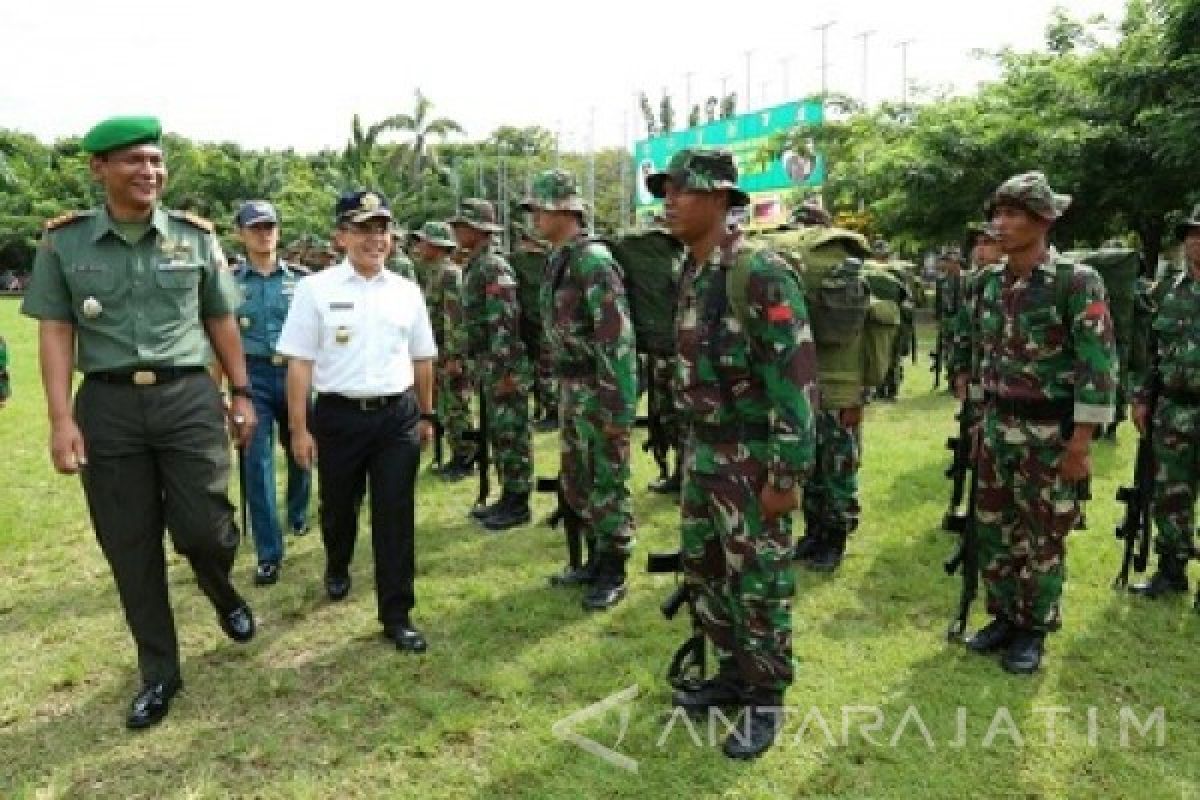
[556,361,593,379]
[86,366,206,386]
[318,391,408,412]
[246,354,289,366]
[1162,387,1200,406]
[987,394,1073,421]
[691,420,770,444]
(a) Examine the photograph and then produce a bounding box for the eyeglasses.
[244,222,278,232]
[345,219,393,235]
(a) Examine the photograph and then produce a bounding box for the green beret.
[82,116,162,155]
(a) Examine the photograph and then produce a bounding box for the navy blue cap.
[235,200,278,228]
[335,190,392,224]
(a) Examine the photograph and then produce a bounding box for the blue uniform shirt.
[234,260,307,357]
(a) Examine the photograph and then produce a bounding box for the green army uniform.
[933,251,965,389]
[412,221,475,474]
[864,259,911,400]
[510,224,559,431]
[387,238,417,281]
[0,334,9,404]
[1128,205,1200,601]
[649,150,818,759]
[20,118,254,705]
[454,199,534,530]
[524,170,638,610]
[966,172,1117,674]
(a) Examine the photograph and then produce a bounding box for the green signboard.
[632,99,825,229]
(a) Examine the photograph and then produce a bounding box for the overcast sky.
[1,0,1126,152]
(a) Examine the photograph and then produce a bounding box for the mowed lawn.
[0,294,1194,799]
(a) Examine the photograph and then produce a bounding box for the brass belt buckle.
[132,370,157,386]
[271,354,285,366]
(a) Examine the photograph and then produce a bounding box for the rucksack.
[1065,247,1141,384]
[604,230,685,357]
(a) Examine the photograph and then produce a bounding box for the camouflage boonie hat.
[449,198,502,233]
[519,169,586,214]
[1175,204,1200,240]
[986,171,1071,221]
[411,220,456,249]
[646,148,750,208]
[791,202,832,227]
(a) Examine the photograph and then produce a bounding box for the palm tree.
[375,89,465,186]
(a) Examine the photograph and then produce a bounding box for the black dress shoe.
[325,573,351,601]
[1002,630,1045,675]
[254,562,280,586]
[126,676,182,730]
[219,604,256,643]
[723,700,785,760]
[966,616,1014,654]
[386,623,428,653]
[672,676,747,711]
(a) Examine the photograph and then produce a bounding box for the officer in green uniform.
[20,117,258,730]
[229,201,312,586]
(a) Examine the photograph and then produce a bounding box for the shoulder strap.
[1055,260,1073,323]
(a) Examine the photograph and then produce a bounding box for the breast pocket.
[1019,307,1065,358]
[154,263,202,290]
[65,263,116,296]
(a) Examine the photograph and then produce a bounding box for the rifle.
[942,396,972,531]
[910,320,918,366]
[641,375,670,482]
[930,329,943,390]
[236,444,249,541]
[646,550,707,690]
[538,474,591,580]
[432,417,445,469]
[943,396,979,641]
[1113,382,1157,588]
[462,384,491,510]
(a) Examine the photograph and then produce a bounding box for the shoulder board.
[284,261,311,275]
[169,210,214,233]
[44,210,91,231]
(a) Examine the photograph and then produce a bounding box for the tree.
[372,89,464,186]
[638,92,657,137]
[659,92,675,133]
[720,93,738,119]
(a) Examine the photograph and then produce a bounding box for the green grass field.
[0,295,1193,799]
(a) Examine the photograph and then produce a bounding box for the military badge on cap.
[81,296,102,319]
[335,326,351,344]
[361,192,381,211]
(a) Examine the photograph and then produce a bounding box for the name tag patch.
[329,302,354,310]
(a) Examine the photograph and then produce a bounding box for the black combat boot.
[722,689,785,760]
[469,491,506,522]
[550,533,597,587]
[966,615,1014,654]
[806,528,847,573]
[1001,629,1046,675]
[535,408,560,432]
[793,513,824,562]
[582,553,627,611]
[481,491,531,531]
[671,669,747,712]
[1129,554,1189,598]
[440,451,475,482]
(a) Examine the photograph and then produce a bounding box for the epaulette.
[44,210,90,231]
[169,210,214,233]
[284,260,311,276]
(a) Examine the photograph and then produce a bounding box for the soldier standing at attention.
[651,149,817,759]
[228,201,312,586]
[963,172,1116,674]
[410,220,476,480]
[451,199,534,531]
[21,116,258,729]
[523,170,638,610]
[1128,205,1200,603]
[277,190,437,654]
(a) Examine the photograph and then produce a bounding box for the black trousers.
[312,390,420,627]
[75,371,242,686]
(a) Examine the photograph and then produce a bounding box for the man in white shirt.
[276,190,437,653]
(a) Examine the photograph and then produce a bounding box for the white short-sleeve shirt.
[276,260,437,397]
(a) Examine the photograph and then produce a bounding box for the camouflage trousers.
[681,441,795,691]
[647,356,684,453]
[482,367,533,494]
[437,359,474,460]
[1151,398,1200,561]
[559,377,635,557]
[976,412,1081,633]
[802,409,862,535]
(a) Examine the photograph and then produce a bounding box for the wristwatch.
[229,385,252,399]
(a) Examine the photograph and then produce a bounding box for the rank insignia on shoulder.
[45,211,83,231]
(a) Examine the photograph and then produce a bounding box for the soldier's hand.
[50,418,87,475]
[1132,402,1148,436]
[839,406,863,428]
[1060,441,1091,482]
[760,485,799,523]
[292,429,317,469]
[417,420,434,450]
[227,395,257,448]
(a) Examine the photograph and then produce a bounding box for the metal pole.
[898,39,915,105]
[587,107,596,232]
[813,21,836,97]
[744,50,754,112]
[684,71,694,119]
[855,30,875,107]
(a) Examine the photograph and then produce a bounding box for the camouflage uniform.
[968,174,1116,671]
[0,334,9,404]
[649,152,818,699]
[455,200,533,525]
[412,222,474,468]
[1128,205,1200,598]
[933,252,965,388]
[387,242,417,281]
[524,171,638,607]
[512,226,558,428]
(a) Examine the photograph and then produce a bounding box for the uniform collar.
[235,258,294,279]
[91,205,170,243]
[334,258,392,284]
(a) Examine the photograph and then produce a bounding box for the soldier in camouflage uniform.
[650,149,818,759]
[522,170,638,610]
[933,248,965,390]
[387,229,417,281]
[512,224,559,432]
[411,221,475,480]
[961,173,1117,675]
[451,199,534,530]
[948,224,1003,428]
[0,334,9,407]
[1128,205,1200,603]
